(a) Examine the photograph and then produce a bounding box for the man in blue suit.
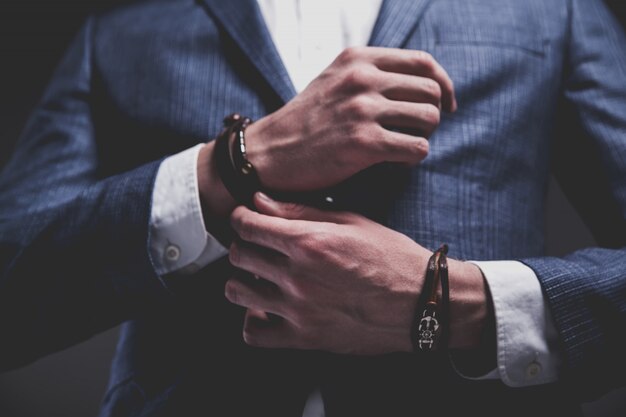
[1,0,625,416]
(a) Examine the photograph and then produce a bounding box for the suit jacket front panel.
[387,0,568,261]
[93,0,568,261]
[21,0,614,415]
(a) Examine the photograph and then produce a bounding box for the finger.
[246,308,284,324]
[376,127,430,165]
[377,101,441,138]
[369,48,457,113]
[243,311,301,349]
[230,205,303,255]
[245,308,272,325]
[229,240,289,286]
[254,192,360,224]
[225,276,286,316]
[377,73,443,109]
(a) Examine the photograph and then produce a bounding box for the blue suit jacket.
[1,0,625,416]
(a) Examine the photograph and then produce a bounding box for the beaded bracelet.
[214,113,261,208]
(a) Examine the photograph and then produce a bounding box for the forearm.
[197,140,237,228]
[0,161,169,371]
[446,258,492,350]
[0,15,180,369]
[456,261,563,385]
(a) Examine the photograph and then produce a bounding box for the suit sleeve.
[0,17,171,371]
[519,0,626,400]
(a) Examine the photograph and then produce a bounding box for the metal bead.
[241,162,253,175]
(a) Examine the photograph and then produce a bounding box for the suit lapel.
[200,0,297,104]
[200,0,436,103]
[369,0,436,48]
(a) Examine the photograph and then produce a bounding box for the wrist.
[243,116,273,189]
[447,260,492,350]
[197,141,237,222]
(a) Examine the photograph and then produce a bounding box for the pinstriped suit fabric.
[0,0,625,415]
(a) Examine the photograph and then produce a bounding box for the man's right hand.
[198,46,456,220]
[246,46,457,192]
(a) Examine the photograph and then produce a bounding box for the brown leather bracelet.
[411,244,450,352]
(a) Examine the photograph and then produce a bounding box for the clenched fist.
[198,47,456,220]
[246,46,457,191]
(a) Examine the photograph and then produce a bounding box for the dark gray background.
[1,1,625,416]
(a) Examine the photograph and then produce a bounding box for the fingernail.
[228,243,239,265]
[225,281,236,302]
[256,191,273,202]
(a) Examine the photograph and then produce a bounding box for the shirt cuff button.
[526,361,542,379]
[165,244,181,262]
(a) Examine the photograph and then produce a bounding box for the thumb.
[253,192,352,223]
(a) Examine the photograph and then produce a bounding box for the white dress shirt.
[149,1,562,415]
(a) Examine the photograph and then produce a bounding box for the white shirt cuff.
[149,144,228,276]
[465,260,562,387]
[302,388,325,417]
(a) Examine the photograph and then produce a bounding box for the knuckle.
[282,201,306,216]
[231,205,247,219]
[415,50,434,66]
[424,79,442,101]
[298,233,324,258]
[345,95,373,120]
[344,118,364,142]
[235,220,250,240]
[232,216,253,241]
[230,207,247,232]
[406,139,429,162]
[338,46,364,63]
[422,104,441,128]
[342,66,375,91]
[415,139,430,158]
[346,124,372,153]
[299,227,337,260]
[229,213,242,231]
[283,278,302,300]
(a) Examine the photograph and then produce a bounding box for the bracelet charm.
[417,303,440,351]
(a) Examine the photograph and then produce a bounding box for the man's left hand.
[226,192,488,355]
